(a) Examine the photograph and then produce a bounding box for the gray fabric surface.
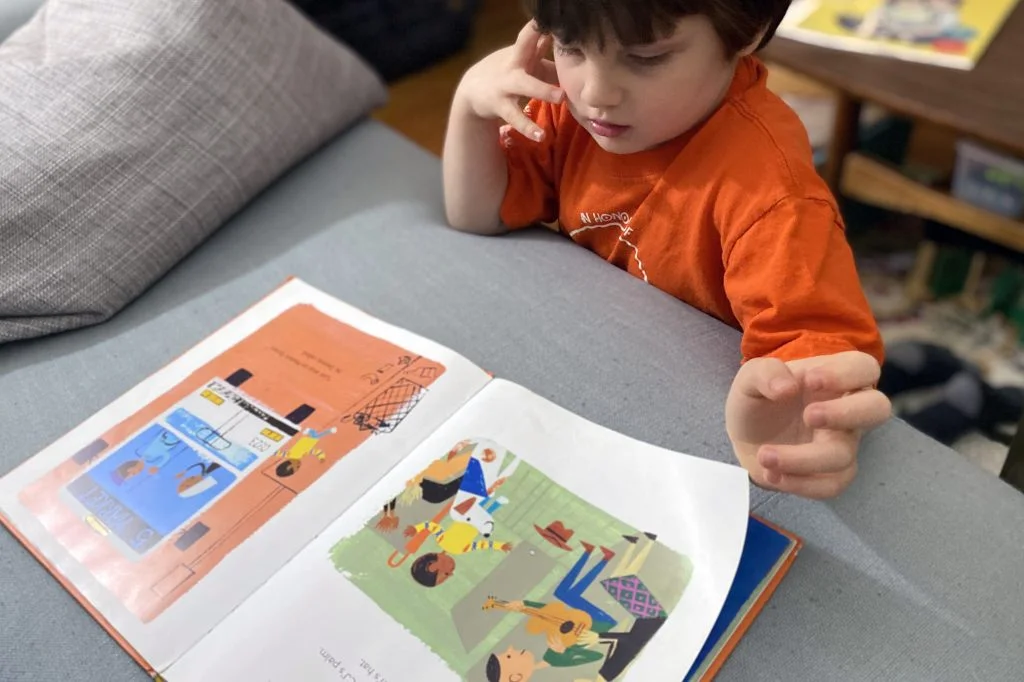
[2,120,1023,681]
[0,0,40,43]
[0,0,386,344]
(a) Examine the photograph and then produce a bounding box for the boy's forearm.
[442,94,509,235]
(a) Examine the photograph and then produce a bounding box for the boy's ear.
[738,26,770,57]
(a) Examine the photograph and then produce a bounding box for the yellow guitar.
[482,597,593,649]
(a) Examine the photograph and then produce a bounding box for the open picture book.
[0,278,800,682]
[778,0,1021,70]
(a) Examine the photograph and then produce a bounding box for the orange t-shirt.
[499,56,884,365]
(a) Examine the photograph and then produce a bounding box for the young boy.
[442,0,892,500]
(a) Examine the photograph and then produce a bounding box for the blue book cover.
[684,515,800,681]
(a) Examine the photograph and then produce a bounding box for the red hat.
[534,520,574,550]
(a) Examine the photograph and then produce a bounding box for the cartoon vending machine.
[57,368,314,561]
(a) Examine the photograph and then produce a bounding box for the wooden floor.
[373,0,832,157]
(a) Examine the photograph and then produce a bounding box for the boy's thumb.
[738,357,799,401]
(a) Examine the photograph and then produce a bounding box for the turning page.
[0,279,491,672]
[167,378,750,682]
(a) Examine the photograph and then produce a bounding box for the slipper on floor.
[903,400,979,446]
[901,370,984,445]
[978,385,1024,446]
[878,340,967,397]
[902,370,1024,446]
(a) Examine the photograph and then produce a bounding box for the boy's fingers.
[534,32,552,62]
[759,431,858,476]
[762,466,857,500]
[805,389,892,431]
[736,357,800,401]
[535,58,559,86]
[511,21,543,65]
[508,70,563,103]
[499,99,545,141]
[803,351,881,394]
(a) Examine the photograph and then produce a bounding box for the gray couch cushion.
[2,120,1023,681]
[0,0,386,343]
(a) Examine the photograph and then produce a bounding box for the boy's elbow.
[444,207,506,236]
[447,221,507,236]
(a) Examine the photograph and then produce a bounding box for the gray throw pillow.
[0,0,41,43]
[0,0,387,343]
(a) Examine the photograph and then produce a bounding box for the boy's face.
[552,15,752,154]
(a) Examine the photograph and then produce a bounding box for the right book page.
[165,378,750,682]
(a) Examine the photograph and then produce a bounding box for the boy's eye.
[628,52,670,67]
[555,45,583,58]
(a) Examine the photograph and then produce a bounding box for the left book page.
[0,278,492,673]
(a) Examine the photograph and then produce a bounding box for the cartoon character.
[377,438,523,581]
[404,519,513,556]
[376,439,474,531]
[457,439,520,498]
[174,460,224,498]
[839,0,976,47]
[274,426,337,477]
[376,438,518,532]
[448,438,519,528]
[484,534,666,682]
[406,551,457,588]
[109,429,186,484]
[402,520,513,587]
[448,490,509,538]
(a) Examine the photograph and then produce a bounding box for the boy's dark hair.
[275,460,296,478]
[524,0,793,55]
[410,553,441,587]
[485,654,501,682]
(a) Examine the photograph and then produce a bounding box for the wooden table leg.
[824,92,863,193]
[904,239,938,303]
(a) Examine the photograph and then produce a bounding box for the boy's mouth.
[587,119,631,138]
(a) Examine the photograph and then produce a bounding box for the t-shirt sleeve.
[499,98,560,229]
[723,196,885,366]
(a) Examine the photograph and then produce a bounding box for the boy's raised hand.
[725,350,892,499]
[455,21,563,142]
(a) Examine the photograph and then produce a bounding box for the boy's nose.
[579,69,623,110]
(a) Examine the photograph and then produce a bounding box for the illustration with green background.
[329,440,693,679]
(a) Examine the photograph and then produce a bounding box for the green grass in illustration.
[329,449,693,676]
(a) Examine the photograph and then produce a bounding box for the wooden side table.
[763,7,1024,491]
[763,6,1024,250]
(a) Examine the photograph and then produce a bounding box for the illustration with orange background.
[18,303,447,623]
